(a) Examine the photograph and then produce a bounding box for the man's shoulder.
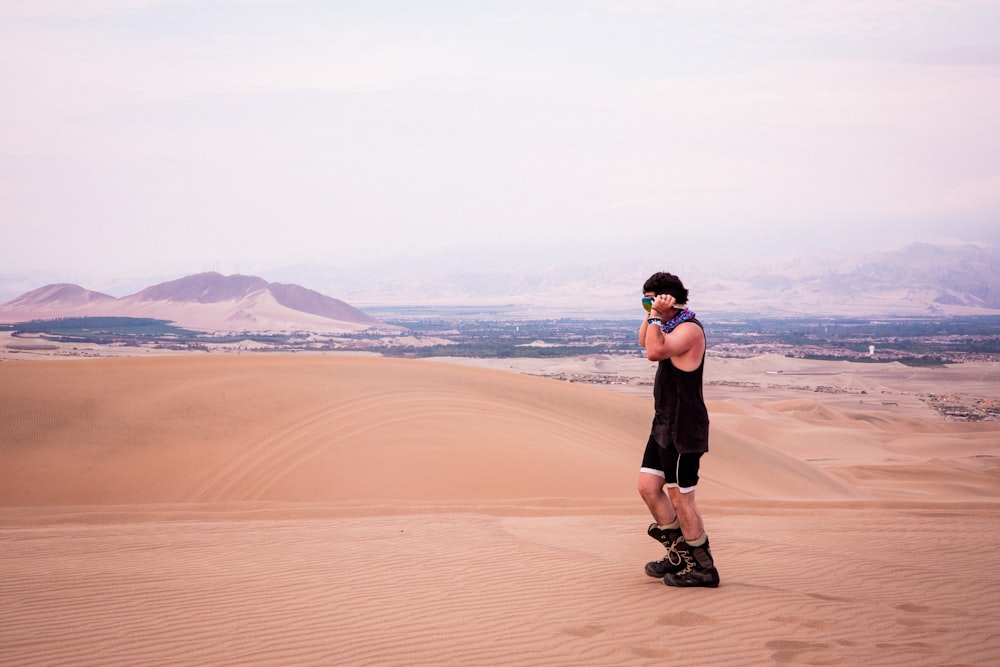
[673,320,706,353]
[672,319,704,334]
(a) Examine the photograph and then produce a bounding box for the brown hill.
[0,273,382,334]
[3,283,116,311]
[128,273,272,303]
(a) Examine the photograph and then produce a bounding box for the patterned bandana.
[660,308,696,333]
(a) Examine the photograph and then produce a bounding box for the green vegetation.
[10,317,294,346]
[13,317,197,339]
[707,315,1000,363]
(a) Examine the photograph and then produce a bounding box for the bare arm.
[644,321,703,365]
[639,294,705,370]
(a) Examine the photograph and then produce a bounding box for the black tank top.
[651,317,709,453]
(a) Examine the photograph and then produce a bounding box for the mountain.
[271,242,1000,318]
[711,242,1000,316]
[4,244,998,324]
[3,284,117,311]
[0,273,385,334]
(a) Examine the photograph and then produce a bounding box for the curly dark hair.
[642,272,689,303]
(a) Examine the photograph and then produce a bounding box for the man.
[637,271,719,588]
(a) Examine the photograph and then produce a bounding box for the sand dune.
[1,354,998,665]
[0,356,646,505]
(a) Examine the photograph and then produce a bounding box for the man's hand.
[649,294,677,316]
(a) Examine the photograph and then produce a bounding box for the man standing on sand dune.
[637,271,720,588]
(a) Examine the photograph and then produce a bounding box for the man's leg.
[638,436,686,577]
[637,471,676,526]
[666,486,704,542]
[638,434,677,525]
[639,473,687,577]
[661,452,719,588]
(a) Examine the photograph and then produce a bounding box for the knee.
[667,486,695,509]
[637,475,663,502]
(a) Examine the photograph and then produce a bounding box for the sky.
[2,0,999,296]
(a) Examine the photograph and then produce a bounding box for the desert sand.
[1,353,998,665]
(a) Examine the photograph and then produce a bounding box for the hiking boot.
[662,536,720,588]
[644,523,686,578]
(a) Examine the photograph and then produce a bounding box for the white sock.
[686,532,707,547]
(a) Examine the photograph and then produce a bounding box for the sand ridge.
[0,355,647,505]
[1,354,998,665]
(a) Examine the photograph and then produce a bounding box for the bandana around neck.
[660,308,696,333]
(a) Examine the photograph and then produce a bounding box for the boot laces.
[657,537,685,567]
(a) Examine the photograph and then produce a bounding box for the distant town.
[373,313,1000,364]
[4,312,998,364]
[3,313,998,421]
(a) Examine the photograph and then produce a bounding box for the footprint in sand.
[561,624,604,638]
[632,645,674,660]
[766,639,841,665]
[658,611,717,627]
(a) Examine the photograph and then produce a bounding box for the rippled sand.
[2,355,997,665]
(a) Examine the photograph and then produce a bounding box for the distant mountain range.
[275,242,1000,318]
[0,273,385,334]
[694,242,1000,317]
[2,243,998,326]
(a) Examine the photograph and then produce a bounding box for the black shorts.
[640,434,702,493]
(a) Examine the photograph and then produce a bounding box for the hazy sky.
[2,0,999,293]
